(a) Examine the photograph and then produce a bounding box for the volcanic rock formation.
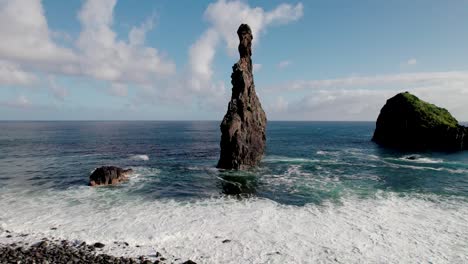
[89,166,133,186]
[217,24,267,170]
[372,92,468,151]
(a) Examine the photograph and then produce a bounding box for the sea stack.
[372,92,468,151]
[217,24,267,170]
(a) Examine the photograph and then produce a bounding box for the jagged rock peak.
[237,24,252,59]
[217,24,267,170]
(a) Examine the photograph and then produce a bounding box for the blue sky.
[1,0,468,121]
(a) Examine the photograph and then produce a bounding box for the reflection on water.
[217,170,259,196]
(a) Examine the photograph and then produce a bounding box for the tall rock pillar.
[217,24,267,170]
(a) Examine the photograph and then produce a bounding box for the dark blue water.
[1,121,467,206]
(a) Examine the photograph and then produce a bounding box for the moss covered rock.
[372,92,467,151]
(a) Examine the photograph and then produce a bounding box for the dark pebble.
[93,242,105,248]
[50,227,57,230]
[0,238,186,264]
[6,235,12,238]
[222,239,231,243]
[182,261,197,264]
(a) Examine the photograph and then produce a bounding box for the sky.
[1,0,468,121]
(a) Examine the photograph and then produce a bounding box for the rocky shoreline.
[1,230,196,264]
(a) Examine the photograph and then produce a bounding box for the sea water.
[0,121,467,263]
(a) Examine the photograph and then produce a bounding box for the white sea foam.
[130,154,149,161]
[400,155,444,164]
[316,150,339,156]
[382,160,468,174]
[263,156,320,163]
[0,189,467,263]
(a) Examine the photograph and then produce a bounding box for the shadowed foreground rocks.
[217,24,267,170]
[89,166,133,186]
[0,238,197,264]
[372,92,468,151]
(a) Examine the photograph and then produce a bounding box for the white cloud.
[266,71,468,121]
[0,60,37,85]
[204,0,303,55]
[253,63,262,72]
[77,0,175,83]
[0,0,77,72]
[0,0,175,87]
[188,29,221,91]
[272,71,468,91]
[188,0,303,94]
[406,58,417,65]
[277,60,292,69]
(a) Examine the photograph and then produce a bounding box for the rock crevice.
[217,24,267,170]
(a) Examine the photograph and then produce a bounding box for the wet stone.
[93,242,105,248]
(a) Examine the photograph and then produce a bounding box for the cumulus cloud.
[188,0,303,94]
[0,0,77,72]
[77,0,175,83]
[0,0,175,85]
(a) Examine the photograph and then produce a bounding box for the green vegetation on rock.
[373,91,467,151]
[399,92,458,128]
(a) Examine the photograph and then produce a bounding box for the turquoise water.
[0,121,467,204]
[0,121,467,263]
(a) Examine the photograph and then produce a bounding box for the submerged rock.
[217,24,267,170]
[372,92,468,151]
[89,166,133,186]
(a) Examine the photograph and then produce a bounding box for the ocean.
[0,121,467,263]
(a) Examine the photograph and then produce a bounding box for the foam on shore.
[1,188,467,264]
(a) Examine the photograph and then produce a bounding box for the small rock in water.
[406,155,418,160]
[182,260,197,264]
[50,227,57,230]
[222,239,231,243]
[93,242,105,248]
[6,235,12,238]
[89,166,133,186]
